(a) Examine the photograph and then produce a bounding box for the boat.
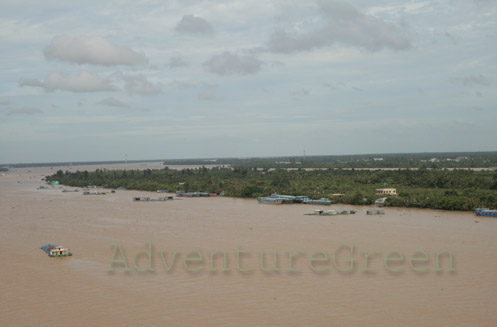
[40,244,72,257]
[157,190,169,193]
[269,194,311,203]
[303,198,332,205]
[305,209,355,216]
[366,209,385,215]
[176,192,210,197]
[83,191,106,195]
[258,197,284,204]
[133,196,175,201]
[474,208,497,217]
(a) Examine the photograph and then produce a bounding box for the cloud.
[289,89,310,96]
[171,80,196,89]
[0,98,9,105]
[118,73,163,96]
[450,74,491,87]
[19,71,117,93]
[97,97,131,109]
[175,15,214,36]
[198,93,222,101]
[168,55,189,68]
[462,74,491,87]
[203,51,262,75]
[43,35,147,66]
[267,0,411,53]
[7,107,42,115]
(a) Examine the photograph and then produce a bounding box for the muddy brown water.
[1,163,496,326]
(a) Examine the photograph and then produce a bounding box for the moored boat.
[304,198,332,205]
[367,209,385,215]
[474,208,497,217]
[258,197,284,204]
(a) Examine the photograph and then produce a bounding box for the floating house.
[40,244,72,257]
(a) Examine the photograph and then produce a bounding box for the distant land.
[2,151,497,169]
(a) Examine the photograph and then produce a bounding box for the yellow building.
[375,188,397,195]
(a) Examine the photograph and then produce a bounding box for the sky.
[1,0,496,163]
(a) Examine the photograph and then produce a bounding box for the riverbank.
[43,164,497,212]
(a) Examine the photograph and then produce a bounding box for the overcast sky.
[1,0,496,163]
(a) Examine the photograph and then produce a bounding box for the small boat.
[258,197,284,204]
[367,209,385,215]
[40,244,72,257]
[304,198,333,205]
[474,208,497,217]
[306,209,355,216]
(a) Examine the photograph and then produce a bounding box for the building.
[375,188,397,195]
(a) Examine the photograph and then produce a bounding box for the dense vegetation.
[46,166,497,211]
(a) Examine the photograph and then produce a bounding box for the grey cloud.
[175,15,214,36]
[289,89,310,96]
[7,107,42,115]
[268,0,411,53]
[168,55,189,68]
[203,51,262,75]
[97,97,131,109]
[198,93,222,102]
[43,36,147,66]
[450,74,491,87]
[0,98,9,105]
[171,80,196,89]
[462,74,491,87]
[118,73,163,96]
[20,71,117,93]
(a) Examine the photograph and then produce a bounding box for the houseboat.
[40,244,72,257]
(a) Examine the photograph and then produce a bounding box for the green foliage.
[45,166,497,211]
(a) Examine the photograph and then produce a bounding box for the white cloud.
[118,73,163,96]
[175,15,214,36]
[20,71,117,93]
[267,0,411,53]
[97,97,131,109]
[7,107,42,115]
[43,35,147,66]
[203,51,262,75]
